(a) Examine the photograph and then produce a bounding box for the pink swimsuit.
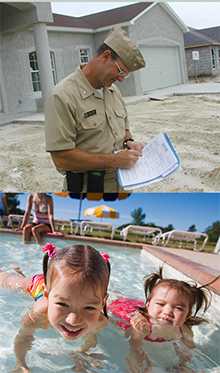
[109,297,181,342]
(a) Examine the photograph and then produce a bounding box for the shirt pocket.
[112,106,127,133]
[79,112,105,130]
[113,102,126,119]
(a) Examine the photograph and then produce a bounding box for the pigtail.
[137,267,164,315]
[185,285,211,325]
[193,286,211,315]
[43,253,49,285]
[189,274,220,325]
[143,266,163,299]
[185,281,215,326]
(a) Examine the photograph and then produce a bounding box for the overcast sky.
[51,2,220,29]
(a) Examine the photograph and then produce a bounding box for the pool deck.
[1,228,220,295]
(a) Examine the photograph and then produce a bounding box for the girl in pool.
[0,243,110,372]
[109,267,214,373]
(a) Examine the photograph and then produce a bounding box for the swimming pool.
[0,233,220,372]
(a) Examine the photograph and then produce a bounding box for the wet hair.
[43,244,111,317]
[140,267,213,326]
[96,43,118,60]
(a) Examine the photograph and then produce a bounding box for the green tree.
[145,222,157,228]
[131,207,146,225]
[7,193,24,214]
[205,221,220,243]
[162,224,174,233]
[188,224,197,232]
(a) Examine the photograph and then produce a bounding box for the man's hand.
[126,141,144,154]
[113,149,141,169]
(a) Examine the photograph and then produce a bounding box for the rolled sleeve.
[45,94,77,152]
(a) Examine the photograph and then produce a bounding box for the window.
[211,48,216,69]
[29,51,41,92]
[50,51,57,85]
[79,48,90,64]
[29,51,57,92]
[218,48,220,65]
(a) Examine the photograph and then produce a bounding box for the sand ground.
[0,94,219,192]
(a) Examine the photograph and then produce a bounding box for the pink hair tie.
[42,242,57,258]
[100,252,110,263]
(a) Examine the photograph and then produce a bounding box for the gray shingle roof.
[49,2,153,29]
[184,26,220,47]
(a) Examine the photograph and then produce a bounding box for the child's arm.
[78,334,97,353]
[78,314,109,353]
[173,325,195,373]
[20,194,33,230]
[47,196,56,233]
[130,310,151,338]
[13,313,36,371]
[14,300,48,370]
[181,325,195,348]
[126,326,152,371]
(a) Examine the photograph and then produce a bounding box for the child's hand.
[130,311,150,336]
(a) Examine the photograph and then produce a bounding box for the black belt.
[66,170,105,193]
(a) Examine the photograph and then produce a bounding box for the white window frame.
[211,48,217,69]
[29,50,57,96]
[78,47,92,64]
[29,51,41,95]
[50,50,57,85]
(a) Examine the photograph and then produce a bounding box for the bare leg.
[13,266,26,277]
[31,224,50,244]
[0,270,30,293]
[22,224,33,244]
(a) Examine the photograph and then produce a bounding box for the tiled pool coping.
[1,229,219,295]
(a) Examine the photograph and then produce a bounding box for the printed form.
[118,133,180,190]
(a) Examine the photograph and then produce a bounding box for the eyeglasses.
[114,61,129,79]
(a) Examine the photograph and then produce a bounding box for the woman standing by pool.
[20,193,56,244]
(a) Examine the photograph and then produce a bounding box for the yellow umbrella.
[84,205,119,219]
[54,193,128,220]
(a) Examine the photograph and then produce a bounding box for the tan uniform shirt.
[45,67,129,192]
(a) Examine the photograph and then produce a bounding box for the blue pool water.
[0,233,220,372]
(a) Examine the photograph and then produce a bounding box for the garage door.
[140,46,182,92]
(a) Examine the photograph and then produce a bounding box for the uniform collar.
[76,66,114,99]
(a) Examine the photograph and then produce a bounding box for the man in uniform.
[45,27,145,192]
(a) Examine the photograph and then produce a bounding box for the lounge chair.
[214,236,220,254]
[7,214,30,228]
[120,225,162,242]
[80,221,115,239]
[70,220,92,235]
[54,219,71,233]
[156,229,208,251]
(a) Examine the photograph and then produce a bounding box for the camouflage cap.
[104,27,145,72]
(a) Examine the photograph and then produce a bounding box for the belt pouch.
[87,170,105,193]
[66,172,84,193]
